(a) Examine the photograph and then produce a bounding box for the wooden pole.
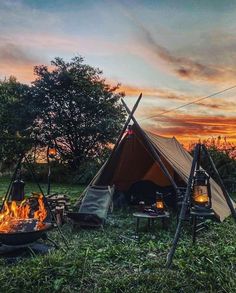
[75,94,143,205]
[24,156,69,248]
[202,144,236,220]
[92,93,142,178]
[166,143,200,268]
[112,93,142,153]
[121,99,178,192]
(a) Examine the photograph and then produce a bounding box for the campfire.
[0,154,67,248]
[0,195,48,234]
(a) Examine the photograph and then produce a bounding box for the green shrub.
[20,160,100,185]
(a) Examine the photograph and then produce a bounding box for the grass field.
[0,177,235,293]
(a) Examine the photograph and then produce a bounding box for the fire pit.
[0,154,68,250]
[0,195,52,246]
[0,224,52,246]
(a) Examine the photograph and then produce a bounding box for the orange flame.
[34,196,48,230]
[156,200,164,209]
[0,195,48,233]
[193,186,209,205]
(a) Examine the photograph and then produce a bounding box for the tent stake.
[166,143,200,268]
[202,144,236,221]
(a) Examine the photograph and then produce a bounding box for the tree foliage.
[0,77,35,168]
[31,56,126,169]
[191,144,236,190]
[203,146,236,181]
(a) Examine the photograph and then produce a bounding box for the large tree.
[0,77,35,168]
[31,56,126,169]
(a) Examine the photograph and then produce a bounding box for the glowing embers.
[0,195,48,233]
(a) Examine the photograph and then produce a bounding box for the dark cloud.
[196,102,220,109]
[124,11,236,84]
[137,22,227,82]
[0,41,45,82]
[0,43,38,65]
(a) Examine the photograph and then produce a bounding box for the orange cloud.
[117,83,236,114]
[0,32,132,83]
[118,84,190,101]
[141,112,236,144]
[3,32,128,58]
[0,64,35,84]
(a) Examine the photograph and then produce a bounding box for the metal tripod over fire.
[0,153,68,248]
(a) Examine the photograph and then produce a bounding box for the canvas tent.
[87,124,235,222]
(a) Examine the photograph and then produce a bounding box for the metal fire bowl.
[0,223,53,246]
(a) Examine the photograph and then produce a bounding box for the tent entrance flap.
[96,131,175,191]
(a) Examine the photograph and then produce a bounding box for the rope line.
[140,84,236,122]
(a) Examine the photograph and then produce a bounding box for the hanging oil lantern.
[192,170,212,214]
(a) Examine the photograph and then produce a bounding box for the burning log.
[0,195,48,233]
[2,219,38,233]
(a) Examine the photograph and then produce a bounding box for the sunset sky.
[0,0,236,146]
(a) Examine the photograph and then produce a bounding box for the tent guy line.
[139,84,236,122]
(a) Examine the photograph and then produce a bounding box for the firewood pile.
[46,193,72,225]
